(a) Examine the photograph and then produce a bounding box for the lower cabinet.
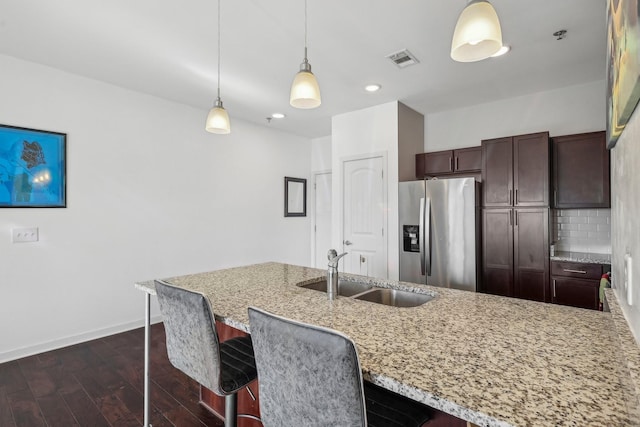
[551,261,609,310]
[482,208,550,302]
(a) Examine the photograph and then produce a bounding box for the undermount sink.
[298,279,433,307]
[300,279,373,297]
[354,288,434,308]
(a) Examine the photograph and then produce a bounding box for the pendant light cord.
[304,0,308,60]
[217,0,221,99]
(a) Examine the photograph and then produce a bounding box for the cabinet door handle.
[509,210,513,226]
[515,189,518,205]
[514,210,518,226]
[455,157,459,171]
[509,189,513,205]
[553,279,556,298]
[449,157,453,172]
[563,269,587,274]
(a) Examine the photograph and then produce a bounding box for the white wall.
[331,101,400,279]
[425,80,606,151]
[0,55,312,362]
[611,106,640,342]
[310,135,332,267]
[311,135,332,172]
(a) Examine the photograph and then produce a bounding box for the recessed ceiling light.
[491,45,511,58]
[271,113,286,119]
[365,84,382,92]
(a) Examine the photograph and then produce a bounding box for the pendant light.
[205,0,231,134]
[290,0,321,109]
[451,0,502,63]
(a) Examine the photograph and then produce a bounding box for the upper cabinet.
[415,146,481,178]
[482,132,550,207]
[552,131,610,208]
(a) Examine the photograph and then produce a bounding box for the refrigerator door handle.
[419,197,425,275]
[425,197,432,276]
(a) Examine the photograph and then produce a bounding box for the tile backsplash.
[552,209,611,254]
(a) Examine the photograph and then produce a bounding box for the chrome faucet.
[327,249,348,300]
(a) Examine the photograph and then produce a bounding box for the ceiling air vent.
[386,49,420,68]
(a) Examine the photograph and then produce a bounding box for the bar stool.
[155,280,259,427]
[248,306,431,427]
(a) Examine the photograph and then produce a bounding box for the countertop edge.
[551,251,612,264]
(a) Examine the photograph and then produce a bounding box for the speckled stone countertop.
[136,262,640,427]
[551,251,612,265]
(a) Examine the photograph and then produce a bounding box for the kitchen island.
[136,262,640,426]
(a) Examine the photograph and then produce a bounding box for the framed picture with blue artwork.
[0,124,66,207]
[606,0,640,148]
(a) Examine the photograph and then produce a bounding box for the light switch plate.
[12,227,39,243]
[625,253,633,306]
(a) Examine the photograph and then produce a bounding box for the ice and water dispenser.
[402,225,420,253]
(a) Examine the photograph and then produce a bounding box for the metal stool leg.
[224,393,237,427]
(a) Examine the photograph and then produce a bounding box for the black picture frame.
[284,177,306,217]
[0,124,67,208]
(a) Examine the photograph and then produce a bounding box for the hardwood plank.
[93,394,140,427]
[36,394,80,427]
[49,343,101,374]
[0,387,17,427]
[163,404,210,427]
[103,352,144,393]
[6,389,45,427]
[0,361,29,394]
[59,387,110,427]
[19,357,77,398]
[0,324,228,427]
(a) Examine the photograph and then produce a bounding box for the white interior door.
[342,156,387,278]
[313,172,332,268]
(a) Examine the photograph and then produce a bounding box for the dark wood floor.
[0,323,224,427]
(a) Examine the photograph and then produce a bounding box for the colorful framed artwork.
[0,124,66,207]
[606,0,640,148]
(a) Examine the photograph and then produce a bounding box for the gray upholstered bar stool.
[155,280,259,427]
[248,307,431,427]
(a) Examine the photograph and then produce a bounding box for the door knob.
[344,240,353,246]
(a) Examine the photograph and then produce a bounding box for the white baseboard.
[0,315,164,364]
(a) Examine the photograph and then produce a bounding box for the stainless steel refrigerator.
[399,177,480,291]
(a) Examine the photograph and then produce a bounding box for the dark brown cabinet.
[482,208,550,302]
[415,146,481,177]
[482,208,513,297]
[552,131,610,208]
[482,132,550,207]
[551,261,609,310]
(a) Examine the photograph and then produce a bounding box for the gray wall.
[611,106,640,341]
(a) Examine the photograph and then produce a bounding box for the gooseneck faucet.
[327,249,348,300]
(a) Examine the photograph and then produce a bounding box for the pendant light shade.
[290,0,321,109]
[205,98,230,134]
[206,0,231,134]
[290,57,321,109]
[451,0,502,63]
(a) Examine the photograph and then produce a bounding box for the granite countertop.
[136,262,640,427]
[551,250,612,265]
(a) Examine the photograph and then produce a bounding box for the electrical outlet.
[12,227,39,243]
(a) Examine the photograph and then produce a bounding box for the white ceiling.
[0,0,606,138]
